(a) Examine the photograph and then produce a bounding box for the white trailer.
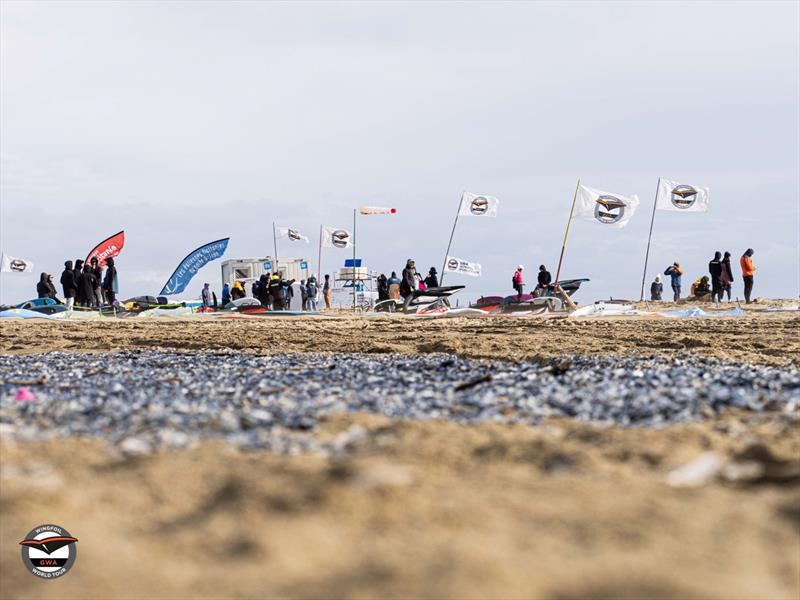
[221,257,310,294]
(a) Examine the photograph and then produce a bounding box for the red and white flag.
[359,206,396,216]
[86,230,125,266]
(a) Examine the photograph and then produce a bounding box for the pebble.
[0,351,797,454]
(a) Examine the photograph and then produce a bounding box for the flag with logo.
[359,206,396,215]
[276,227,310,243]
[444,256,482,277]
[458,192,499,218]
[655,179,710,212]
[322,226,352,249]
[85,230,125,267]
[576,184,639,228]
[1,253,34,273]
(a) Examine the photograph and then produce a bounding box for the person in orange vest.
[740,248,756,303]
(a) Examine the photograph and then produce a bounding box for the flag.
[576,185,639,228]
[458,192,499,217]
[159,238,230,296]
[276,227,310,243]
[359,206,396,215]
[656,179,710,212]
[322,226,352,249]
[1,253,34,273]
[444,256,482,277]
[86,230,125,267]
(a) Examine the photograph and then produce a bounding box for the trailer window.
[234,267,252,279]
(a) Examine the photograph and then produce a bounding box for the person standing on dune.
[709,251,723,303]
[664,262,683,302]
[720,252,734,302]
[740,248,756,303]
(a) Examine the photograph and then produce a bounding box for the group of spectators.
[651,248,757,303]
[37,257,119,308]
[215,272,331,311]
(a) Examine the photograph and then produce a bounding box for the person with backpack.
[60,261,78,309]
[650,274,663,301]
[709,251,723,303]
[740,248,756,303]
[720,252,734,302]
[101,257,119,305]
[512,265,524,301]
[664,262,683,302]
[306,276,318,311]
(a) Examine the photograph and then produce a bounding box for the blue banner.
[159,238,230,296]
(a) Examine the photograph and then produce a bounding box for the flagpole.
[639,178,661,301]
[352,208,357,311]
[272,222,279,266]
[317,224,323,283]
[440,193,464,286]
[554,180,581,286]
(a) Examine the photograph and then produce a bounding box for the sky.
[1,1,798,304]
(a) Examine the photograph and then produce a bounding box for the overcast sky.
[1,1,798,304]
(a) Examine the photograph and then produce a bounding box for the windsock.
[359,206,396,215]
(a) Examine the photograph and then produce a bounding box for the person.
[221,282,231,306]
[231,281,245,301]
[691,275,712,299]
[269,273,294,310]
[323,274,331,310]
[740,248,756,303]
[720,252,734,302]
[306,276,318,311]
[424,267,438,289]
[512,265,524,301]
[201,283,212,310]
[650,274,663,301]
[537,265,552,290]
[90,257,104,305]
[416,273,426,291]
[78,265,98,307]
[377,273,389,301]
[256,274,270,307]
[101,257,118,305]
[664,262,683,302]
[300,279,308,310]
[37,273,57,299]
[400,259,417,313]
[285,277,295,309]
[73,259,85,306]
[709,251,723,303]
[387,271,401,300]
[60,261,77,309]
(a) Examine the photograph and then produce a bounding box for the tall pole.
[272,222,279,268]
[553,180,581,286]
[440,193,464,286]
[352,208,357,311]
[639,178,661,301]
[317,224,323,283]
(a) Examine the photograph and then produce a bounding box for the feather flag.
[85,230,125,267]
[159,238,230,296]
[656,179,710,212]
[576,185,639,228]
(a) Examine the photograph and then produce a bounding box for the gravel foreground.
[1,351,798,453]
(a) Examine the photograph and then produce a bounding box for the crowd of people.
[36,257,120,308]
[651,248,757,303]
[214,272,328,312]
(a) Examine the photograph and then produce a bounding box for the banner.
[444,256,482,277]
[458,192,499,218]
[159,238,230,296]
[656,179,710,212]
[276,227,310,243]
[576,185,639,228]
[1,253,34,273]
[86,230,125,267]
[321,226,352,249]
[359,206,396,215]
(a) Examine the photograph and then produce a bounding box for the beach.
[1,310,799,599]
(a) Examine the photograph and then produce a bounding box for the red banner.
[85,231,125,267]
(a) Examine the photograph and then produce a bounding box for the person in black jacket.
[534,265,552,297]
[89,257,104,305]
[256,274,270,307]
[650,274,663,301]
[377,273,389,301]
[720,251,734,302]
[400,259,417,313]
[37,273,57,299]
[78,265,97,307]
[101,257,118,305]
[708,251,723,302]
[60,261,78,309]
[423,268,439,289]
[73,259,85,306]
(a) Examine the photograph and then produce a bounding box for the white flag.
[1,253,34,273]
[276,227,309,243]
[322,226,352,249]
[444,256,482,277]
[576,184,639,228]
[656,179,710,212]
[359,206,396,215]
[458,192,499,218]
